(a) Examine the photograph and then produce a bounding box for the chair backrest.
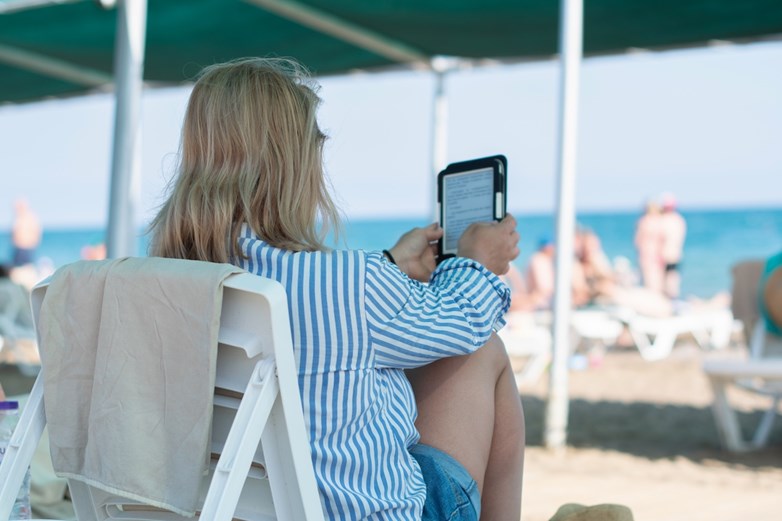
[1,260,324,521]
[731,259,782,360]
[730,259,765,347]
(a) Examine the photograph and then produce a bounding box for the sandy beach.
[1,338,780,520]
[517,343,782,521]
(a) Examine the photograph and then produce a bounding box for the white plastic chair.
[703,321,782,451]
[0,264,324,520]
[701,259,782,451]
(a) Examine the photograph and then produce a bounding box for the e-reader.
[437,155,507,261]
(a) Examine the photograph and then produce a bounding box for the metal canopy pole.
[544,0,583,449]
[429,57,453,221]
[106,0,147,258]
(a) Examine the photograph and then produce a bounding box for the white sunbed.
[499,309,623,386]
[570,308,624,352]
[613,307,734,361]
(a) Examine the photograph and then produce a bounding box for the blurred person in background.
[634,198,665,294]
[10,198,42,268]
[659,193,687,299]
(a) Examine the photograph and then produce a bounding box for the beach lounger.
[0,259,324,521]
[614,307,733,361]
[500,309,622,386]
[570,309,623,352]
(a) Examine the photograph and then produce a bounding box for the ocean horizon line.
[9,202,780,233]
[0,206,779,298]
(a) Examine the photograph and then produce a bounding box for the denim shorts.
[409,443,480,521]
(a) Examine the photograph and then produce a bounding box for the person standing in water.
[10,198,42,268]
[659,193,687,299]
[634,199,665,294]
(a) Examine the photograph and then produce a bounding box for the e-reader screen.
[441,167,495,254]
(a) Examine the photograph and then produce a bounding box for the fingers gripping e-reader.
[437,155,507,261]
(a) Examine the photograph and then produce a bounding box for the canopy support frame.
[106,0,147,258]
[0,43,111,87]
[545,0,583,450]
[245,0,429,64]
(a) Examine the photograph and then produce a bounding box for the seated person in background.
[572,229,614,307]
[578,229,613,289]
[0,264,36,348]
[147,57,524,521]
[525,237,555,309]
[502,262,535,313]
[571,235,674,317]
[761,251,782,340]
[524,233,610,310]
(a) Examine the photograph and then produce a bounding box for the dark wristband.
[382,249,397,265]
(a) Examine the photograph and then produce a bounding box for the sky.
[0,40,781,230]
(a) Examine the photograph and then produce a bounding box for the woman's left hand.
[388,223,443,282]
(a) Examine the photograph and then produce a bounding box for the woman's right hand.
[457,214,520,275]
[388,223,443,283]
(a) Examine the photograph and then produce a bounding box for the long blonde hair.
[149,57,341,262]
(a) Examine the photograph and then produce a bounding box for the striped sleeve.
[365,252,510,369]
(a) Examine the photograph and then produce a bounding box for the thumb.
[424,222,444,241]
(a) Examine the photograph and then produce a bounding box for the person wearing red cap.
[659,193,687,299]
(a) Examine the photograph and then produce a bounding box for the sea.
[1,207,780,299]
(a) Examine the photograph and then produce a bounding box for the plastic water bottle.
[0,401,31,520]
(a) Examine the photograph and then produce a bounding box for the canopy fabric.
[1,0,782,104]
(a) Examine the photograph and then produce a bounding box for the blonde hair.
[149,57,341,262]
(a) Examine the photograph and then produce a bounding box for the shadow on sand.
[521,394,782,469]
[4,363,780,469]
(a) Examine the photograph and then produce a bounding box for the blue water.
[1,207,780,298]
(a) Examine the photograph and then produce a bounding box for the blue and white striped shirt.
[235,225,510,520]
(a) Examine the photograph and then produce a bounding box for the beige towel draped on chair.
[37,257,242,516]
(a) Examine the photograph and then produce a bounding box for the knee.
[482,332,513,374]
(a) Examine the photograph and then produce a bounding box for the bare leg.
[665,269,681,300]
[406,333,525,521]
[640,260,664,294]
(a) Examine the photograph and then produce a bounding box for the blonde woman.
[149,58,524,521]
